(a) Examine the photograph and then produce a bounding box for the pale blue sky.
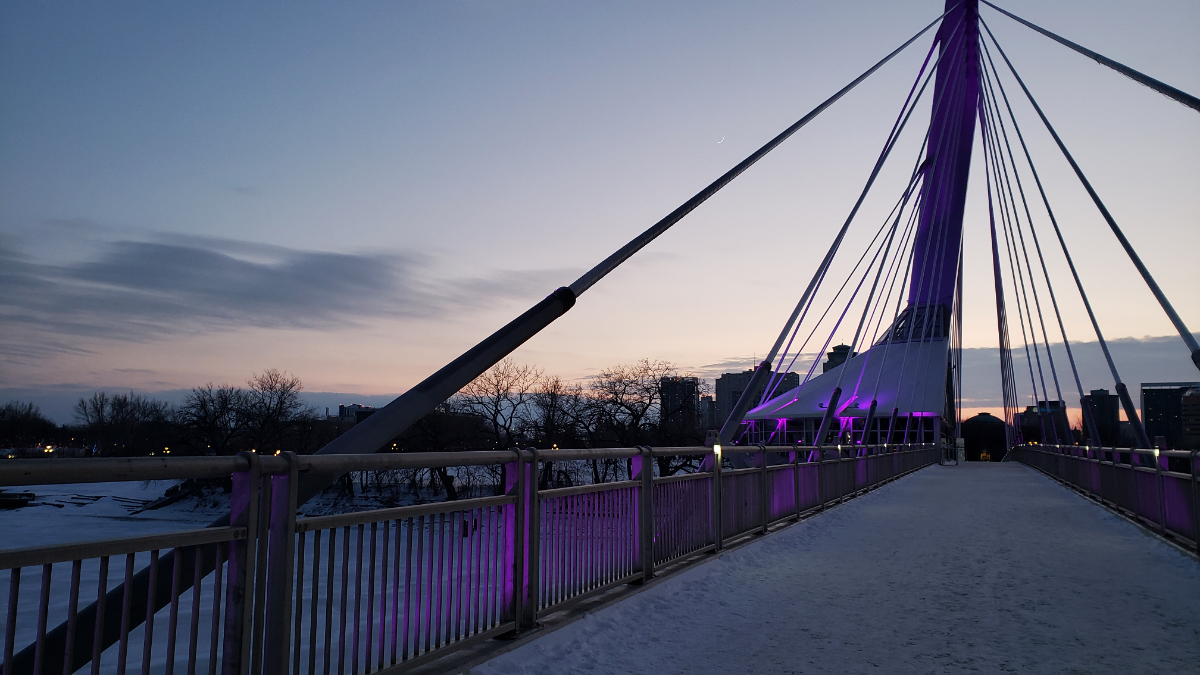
[1,0,1197,420]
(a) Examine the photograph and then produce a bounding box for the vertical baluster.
[322,528,334,675]
[115,555,133,675]
[307,531,322,675]
[439,516,452,646]
[65,560,82,675]
[472,506,482,634]
[208,545,225,675]
[484,508,495,628]
[455,512,466,642]
[360,523,374,667]
[338,527,350,675]
[402,518,415,662]
[91,557,109,675]
[376,521,388,671]
[164,550,182,675]
[293,532,306,675]
[4,568,19,675]
[31,563,52,675]
[140,552,157,675]
[187,549,202,675]
[434,515,447,648]
[423,514,436,654]
[352,525,364,675]
[390,520,402,665]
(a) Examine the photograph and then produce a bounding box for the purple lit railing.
[1,444,939,674]
[1012,444,1200,553]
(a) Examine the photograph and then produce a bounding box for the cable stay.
[980,0,1200,114]
[982,19,1200,376]
[718,16,962,444]
[977,31,1152,447]
[977,52,1101,443]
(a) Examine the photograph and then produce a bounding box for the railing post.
[263,452,299,675]
[792,446,802,521]
[758,446,769,535]
[1190,450,1199,554]
[1153,449,1166,536]
[703,445,723,552]
[631,447,654,582]
[223,452,261,675]
[525,448,541,627]
[501,449,528,631]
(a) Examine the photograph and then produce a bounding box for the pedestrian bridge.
[1,444,1198,674]
[472,461,1200,674]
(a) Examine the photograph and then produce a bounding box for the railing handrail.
[0,443,937,487]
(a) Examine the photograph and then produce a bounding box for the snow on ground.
[473,463,1200,674]
[0,481,223,550]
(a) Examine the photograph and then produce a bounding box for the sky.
[1,0,1197,423]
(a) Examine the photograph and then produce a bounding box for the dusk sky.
[2,0,1197,422]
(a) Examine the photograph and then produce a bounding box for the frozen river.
[474,462,1200,674]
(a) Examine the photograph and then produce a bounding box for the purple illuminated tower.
[745,0,981,446]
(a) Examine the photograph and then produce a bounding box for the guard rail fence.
[1011,443,1200,553]
[1,442,938,675]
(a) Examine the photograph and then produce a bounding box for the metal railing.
[1011,444,1200,553]
[1,443,938,674]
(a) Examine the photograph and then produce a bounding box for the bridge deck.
[474,463,1200,674]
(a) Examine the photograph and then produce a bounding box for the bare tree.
[588,359,677,447]
[74,392,171,456]
[241,369,317,453]
[458,358,542,449]
[176,384,248,455]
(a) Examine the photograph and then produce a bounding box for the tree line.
[1,359,712,467]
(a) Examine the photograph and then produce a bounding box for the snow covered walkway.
[473,462,1200,674]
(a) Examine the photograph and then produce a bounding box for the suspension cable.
[980,0,1200,113]
[978,37,1100,442]
[979,26,1153,447]
[981,18,1200,375]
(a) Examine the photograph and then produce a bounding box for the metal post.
[223,453,261,675]
[711,445,723,552]
[263,453,299,675]
[792,447,802,521]
[502,450,528,632]
[524,448,540,628]
[759,447,769,535]
[1190,450,1199,554]
[1154,449,1166,536]
[632,447,655,582]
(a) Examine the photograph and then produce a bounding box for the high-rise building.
[659,376,700,437]
[715,369,800,429]
[1018,400,1069,444]
[1182,387,1200,450]
[822,344,856,373]
[1143,382,1200,450]
[1082,388,1120,446]
[699,395,717,431]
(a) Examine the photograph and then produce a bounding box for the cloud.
[0,225,577,363]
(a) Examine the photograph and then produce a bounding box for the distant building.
[1082,388,1120,446]
[1018,400,1069,444]
[659,376,700,437]
[699,395,717,431]
[961,412,1007,461]
[715,369,800,429]
[822,344,856,373]
[1142,382,1199,450]
[337,404,379,423]
[1182,387,1200,450]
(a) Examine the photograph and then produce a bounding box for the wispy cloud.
[0,223,576,363]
